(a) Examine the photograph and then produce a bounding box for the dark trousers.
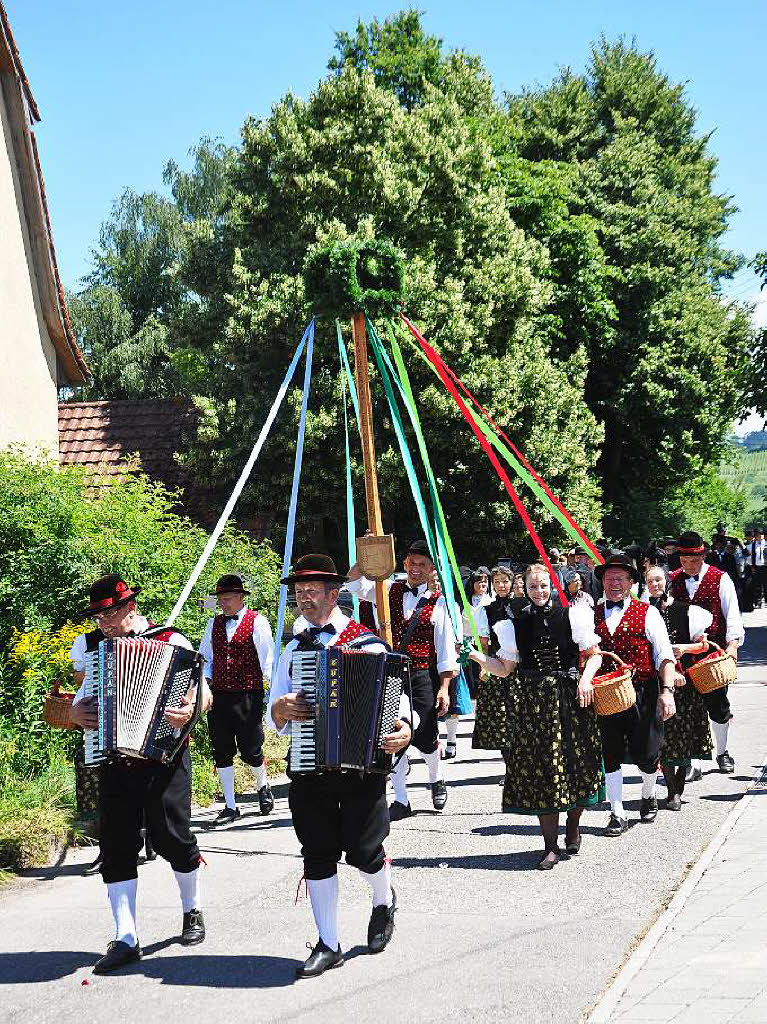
[599,678,664,775]
[99,748,199,883]
[288,771,389,880]
[751,565,767,607]
[409,668,439,754]
[701,685,732,724]
[208,688,265,768]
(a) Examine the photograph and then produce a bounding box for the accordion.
[83,637,203,765]
[289,649,409,775]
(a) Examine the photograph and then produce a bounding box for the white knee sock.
[174,867,200,913]
[712,721,730,757]
[446,717,458,748]
[424,748,443,784]
[217,765,236,809]
[605,769,624,818]
[108,879,138,946]
[254,763,267,790]
[359,861,393,908]
[391,751,409,805]
[307,875,339,950]
[641,769,658,799]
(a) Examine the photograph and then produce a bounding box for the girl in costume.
[468,564,603,870]
[472,565,514,758]
[642,565,713,809]
[461,567,491,701]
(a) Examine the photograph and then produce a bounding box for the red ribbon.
[401,314,568,606]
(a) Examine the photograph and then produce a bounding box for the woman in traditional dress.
[461,567,492,702]
[472,565,515,759]
[468,563,604,870]
[642,565,713,809]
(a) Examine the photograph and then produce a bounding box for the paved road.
[1,612,765,1024]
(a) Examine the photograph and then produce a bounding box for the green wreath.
[303,238,406,319]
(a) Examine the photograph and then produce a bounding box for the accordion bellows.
[83,637,203,764]
[290,649,409,775]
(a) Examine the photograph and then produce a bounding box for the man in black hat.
[347,538,461,818]
[266,554,415,978]
[592,555,676,836]
[663,539,681,573]
[68,575,211,973]
[199,574,274,825]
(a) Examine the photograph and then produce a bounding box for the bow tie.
[684,573,699,582]
[224,614,239,623]
[606,600,625,610]
[307,624,336,640]
[406,585,421,597]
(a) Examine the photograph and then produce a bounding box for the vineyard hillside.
[720,447,767,523]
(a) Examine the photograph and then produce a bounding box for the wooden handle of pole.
[351,312,393,647]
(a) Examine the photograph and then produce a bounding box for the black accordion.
[289,649,409,775]
[82,637,203,765]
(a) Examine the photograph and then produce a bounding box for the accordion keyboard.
[289,651,318,773]
[152,665,194,743]
[82,649,106,766]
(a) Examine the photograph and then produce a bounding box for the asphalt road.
[1,611,765,1024]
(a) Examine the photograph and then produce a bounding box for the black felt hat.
[280,553,347,586]
[677,531,705,555]
[82,574,141,617]
[215,574,250,595]
[593,553,640,584]
[404,539,433,561]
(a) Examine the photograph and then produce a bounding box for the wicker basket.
[592,652,636,716]
[43,682,77,730]
[688,641,737,694]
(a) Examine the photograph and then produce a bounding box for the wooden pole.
[351,312,393,646]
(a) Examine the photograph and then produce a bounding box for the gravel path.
[1,612,765,1024]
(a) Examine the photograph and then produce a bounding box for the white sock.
[359,861,393,908]
[391,751,409,805]
[307,875,339,950]
[606,769,624,818]
[641,770,658,799]
[217,765,236,809]
[254,763,267,790]
[107,879,138,946]
[712,721,730,757]
[446,718,458,747]
[174,867,200,913]
[424,748,443,784]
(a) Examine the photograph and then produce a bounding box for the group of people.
[64,525,747,979]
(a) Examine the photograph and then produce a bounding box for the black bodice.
[514,603,579,675]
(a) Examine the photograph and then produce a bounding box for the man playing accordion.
[267,554,416,978]
[68,574,211,974]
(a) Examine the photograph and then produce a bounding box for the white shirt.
[463,594,491,640]
[598,598,675,670]
[492,604,600,662]
[345,577,462,674]
[684,563,745,646]
[69,616,194,704]
[266,606,391,735]
[639,594,713,640]
[749,540,766,567]
[198,606,273,683]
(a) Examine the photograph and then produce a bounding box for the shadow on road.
[0,951,102,982]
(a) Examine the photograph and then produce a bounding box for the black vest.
[514,602,579,675]
[485,597,515,657]
[84,628,105,653]
[656,599,693,670]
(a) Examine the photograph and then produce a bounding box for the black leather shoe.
[537,849,562,870]
[258,784,274,815]
[717,752,735,774]
[180,909,205,946]
[564,832,582,856]
[209,806,240,827]
[83,852,103,876]
[431,780,448,811]
[640,796,659,822]
[296,940,344,978]
[666,793,682,811]
[685,765,703,783]
[388,801,412,822]
[605,813,628,836]
[442,743,456,760]
[93,940,142,974]
[367,889,397,953]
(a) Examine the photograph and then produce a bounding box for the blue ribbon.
[337,322,361,618]
[273,319,315,664]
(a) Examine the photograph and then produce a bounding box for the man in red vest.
[68,575,210,973]
[670,531,744,774]
[592,555,677,836]
[199,574,274,825]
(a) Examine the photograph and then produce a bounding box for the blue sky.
[8,0,766,315]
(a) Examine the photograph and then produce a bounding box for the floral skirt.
[502,671,604,815]
[74,742,101,825]
[661,680,713,766]
[472,674,510,751]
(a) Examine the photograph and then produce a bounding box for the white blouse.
[493,604,599,663]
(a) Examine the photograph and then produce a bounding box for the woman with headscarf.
[642,565,713,809]
[467,563,604,870]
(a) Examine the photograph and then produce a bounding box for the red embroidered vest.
[389,580,438,671]
[335,620,376,647]
[212,608,265,692]
[595,599,655,682]
[670,566,725,646]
